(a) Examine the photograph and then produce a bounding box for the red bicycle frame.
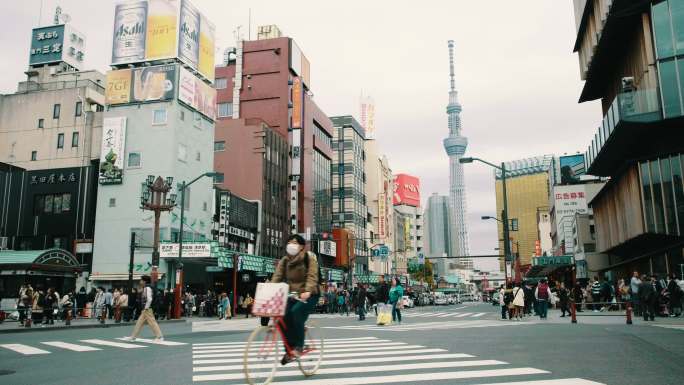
[258,316,316,358]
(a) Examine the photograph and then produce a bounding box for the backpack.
[537,283,549,300]
[146,285,160,309]
[504,291,514,305]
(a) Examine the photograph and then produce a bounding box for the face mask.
[286,244,301,256]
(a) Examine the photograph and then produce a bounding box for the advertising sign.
[559,154,586,185]
[377,193,386,238]
[160,242,212,258]
[319,240,337,257]
[178,67,216,119]
[291,77,303,128]
[393,174,421,207]
[29,24,86,70]
[106,64,176,105]
[404,217,411,247]
[111,0,215,82]
[99,117,127,185]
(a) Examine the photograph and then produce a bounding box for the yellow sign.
[105,69,132,104]
[145,0,178,60]
[198,14,215,81]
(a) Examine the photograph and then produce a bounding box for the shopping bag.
[376,304,392,326]
[252,282,289,317]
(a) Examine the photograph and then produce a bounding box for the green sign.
[533,255,573,266]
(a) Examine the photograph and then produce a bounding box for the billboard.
[111,0,215,82]
[178,67,216,119]
[393,174,421,207]
[29,24,86,70]
[377,193,386,238]
[99,117,127,185]
[105,64,177,105]
[289,39,311,88]
[160,242,211,258]
[559,154,586,185]
[291,77,303,128]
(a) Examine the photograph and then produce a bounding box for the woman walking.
[389,277,404,323]
[512,283,525,320]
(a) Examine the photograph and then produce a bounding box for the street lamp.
[461,157,512,283]
[140,176,177,286]
[173,171,223,319]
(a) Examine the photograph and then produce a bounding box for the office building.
[364,138,394,275]
[424,193,452,277]
[393,174,423,275]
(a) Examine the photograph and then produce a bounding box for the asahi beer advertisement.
[106,64,176,104]
[111,0,215,82]
[178,66,216,119]
[99,117,127,185]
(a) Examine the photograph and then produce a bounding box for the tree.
[408,259,434,288]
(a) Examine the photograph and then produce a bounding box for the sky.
[0,0,602,271]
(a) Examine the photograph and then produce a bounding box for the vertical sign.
[178,0,200,68]
[144,0,178,61]
[377,193,386,238]
[291,77,303,129]
[99,117,127,185]
[112,1,148,64]
[198,13,216,82]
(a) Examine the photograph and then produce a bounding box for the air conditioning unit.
[0,237,8,250]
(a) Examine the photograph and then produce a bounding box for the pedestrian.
[32,286,45,326]
[337,291,347,316]
[512,282,524,320]
[113,288,121,322]
[104,288,113,319]
[242,293,253,318]
[129,288,138,321]
[355,284,369,321]
[639,274,657,321]
[60,291,74,325]
[119,289,129,323]
[122,276,164,341]
[618,279,630,310]
[185,291,195,318]
[590,276,602,311]
[375,276,389,315]
[654,274,667,316]
[498,285,507,320]
[630,271,642,316]
[18,284,33,327]
[94,287,105,323]
[523,282,534,316]
[558,283,570,317]
[535,279,552,320]
[388,277,404,323]
[165,289,174,319]
[666,274,682,317]
[43,288,57,325]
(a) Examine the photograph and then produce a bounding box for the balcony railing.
[585,88,662,169]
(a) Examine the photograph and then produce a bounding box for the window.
[96,104,104,112]
[38,119,44,128]
[75,101,83,117]
[180,110,185,121]
[659,59,682,118]
[217,102,233,118]
[153,109,167,124]
[653,1,675,59]
[214,141,226,151]
[215,78,228,89]
[127,152,141,168]
[196,151,201,161]
[53,104,61,119]
[203,201,208,211]
[109,198,116,207]
[31,151,37,161]
[177,144,187,162]
[62,193,71,212]
[57,133,64,149]
[214,173,224,183]
[71,132,79,148]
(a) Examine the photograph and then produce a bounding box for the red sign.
[393,174,420,207]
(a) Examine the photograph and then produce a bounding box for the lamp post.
[461,157,511,283]
[140,175,177,286]
[173,171,222,319]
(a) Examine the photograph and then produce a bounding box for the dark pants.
[391,302,402,322]
[339,303,348,316]
[643,299,657,321]
[283,295,318,350]
[560,302,569,316]
[358,304,366,320]
[538,300,548,319]
[501,305,508,319]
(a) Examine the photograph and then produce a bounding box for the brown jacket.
[271,251,319,295]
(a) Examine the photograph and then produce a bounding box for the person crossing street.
[122,275,163,341]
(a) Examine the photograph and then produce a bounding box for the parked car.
[402,295,414,308]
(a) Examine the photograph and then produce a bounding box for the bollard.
[626,303,633,325]
[571,301,577,324]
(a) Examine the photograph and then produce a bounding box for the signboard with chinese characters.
[553,185,589,221]
[30,172,78,185]
[377,193,386,238]
[319,240,337,257]
[111,0,215,82]
[29,24,85,70]
[159,242,212,258]
[99,117,127,185]
[106,64,177,105]
[291,77,303,128]
[178,66,216,120]
[532,255,574,266]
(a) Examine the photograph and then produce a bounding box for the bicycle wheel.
[298,320,324,376]
[243,326,281,385]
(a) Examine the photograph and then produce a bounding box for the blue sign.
[418,253,425,265]
[371,245,390,261]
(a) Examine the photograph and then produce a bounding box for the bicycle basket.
[252,282,289,317]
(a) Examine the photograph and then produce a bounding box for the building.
[572,0,684,279]
[549,182,604,255]
[424,193,452,277]
[571,212,602,282]
[393,174,423,275]
[442,40,472,271]
[364,137,394,275]
[494,156,553,276]
[330,116,368,274]
[91,0,217,288]
[213,27,335,253]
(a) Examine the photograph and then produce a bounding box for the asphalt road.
[1,302,683,385]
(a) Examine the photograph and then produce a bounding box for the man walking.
[639,275,657,321]
[355,284,369,321]
[590,276,602,311]
[631,271,642,316]
[375,276,389,316]
[122,276,163,341]
[535,279,552,319]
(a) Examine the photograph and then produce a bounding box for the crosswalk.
[191,336,604,384]
[310,310,489,320]
[0,337,186,356]
[651,324,684,332]
[323,319,537,332]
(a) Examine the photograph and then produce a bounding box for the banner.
[198,13,216,81]
[377,193,386,238]
[178,66,216,119]
[99,117,127,185]
[106,64,176,105]
[292,77,303,128]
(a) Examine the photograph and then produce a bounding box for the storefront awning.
[217,253,277,274]
[89,273,165,281]
[0,248,81,271]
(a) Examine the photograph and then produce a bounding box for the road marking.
[193,353,476,372]
[193,348,447,365]
[192,339,390,350]
[41,341,101,352]
[0,344,50,355]
[116,337,186,346]
[191,336,377,347]
[478,379,605,385]
[651,324,684,331]
[472,312,487,317]
[455,312,474,317]
[193,344,426,358]
[438,313,455,317]
[80,339,145,349]
[193,359,508,381]
[193,341,406,353]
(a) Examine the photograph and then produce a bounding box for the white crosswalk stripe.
[651,324,684,331]
[322,320,538,332]
[309,310,492,320]
[0,338,186,356]
[190,336,606,384]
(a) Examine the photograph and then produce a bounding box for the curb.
[0,319,186,334]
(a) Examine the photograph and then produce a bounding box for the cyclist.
[270,234,321,365]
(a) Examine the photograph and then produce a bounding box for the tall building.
[393,174,423,275]
[364,136,393,275]
[442,40,471,270]
[425,193,452,277]
[331,116,368,274]
[571,0,684,279]
[494,156,553,275]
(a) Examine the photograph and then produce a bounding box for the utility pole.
[501,162,511,284]
[128,232,136,293]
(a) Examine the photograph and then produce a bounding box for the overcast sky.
[1,0,602,271]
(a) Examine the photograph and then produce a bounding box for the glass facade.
[313,149,332,234]
[639,154,684,235]
[653,0,684,118]
[262,129,289,259]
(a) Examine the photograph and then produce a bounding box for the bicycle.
[243,293,325,385]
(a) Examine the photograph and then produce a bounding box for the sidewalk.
[528,307,684,326]
[0,316,187,334]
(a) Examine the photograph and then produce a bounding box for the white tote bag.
[252,282,289,317]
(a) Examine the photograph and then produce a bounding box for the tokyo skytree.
[442,40,472,270]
